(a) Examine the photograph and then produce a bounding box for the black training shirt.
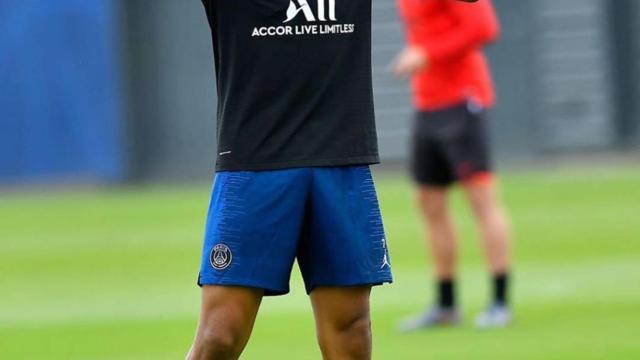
[201,0,379,171]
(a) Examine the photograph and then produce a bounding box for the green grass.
[1,167,640,359]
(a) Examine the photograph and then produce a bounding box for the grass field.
[1,167,640,359]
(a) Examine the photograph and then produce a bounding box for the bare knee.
[463,183,503,220]
[318,312,372,358]
[339,312,371,338]
[197,327,243,360]
[417,187,449,221]
[188,287,262,360]
[423,201,447,221]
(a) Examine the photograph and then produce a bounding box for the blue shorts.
[198,166,393,296]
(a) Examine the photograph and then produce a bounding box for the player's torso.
[398,0,494,110]
[202,0,379,171]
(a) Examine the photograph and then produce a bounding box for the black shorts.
[411,102,493,187]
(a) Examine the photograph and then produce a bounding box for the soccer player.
[186,1,393,359]
[392,0,513,330]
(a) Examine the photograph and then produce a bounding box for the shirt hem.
[215,155,381,172]
[413,94,495,111]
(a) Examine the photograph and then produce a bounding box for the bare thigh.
[311,286,373,360]
[187,286,263,360]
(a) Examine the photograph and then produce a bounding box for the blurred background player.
[392,0,513,330]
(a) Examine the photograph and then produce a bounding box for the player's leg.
[461,179,513,328]
[452,103,510,274]
[310,286,373,360]
[188,169,310,358]
[397,185,461,330]
[187,286,263,360]
[399,110,462,331]
[454,104,513,327]
[298,166,392,356]
[417,186,458,281]
[412,110,460,283]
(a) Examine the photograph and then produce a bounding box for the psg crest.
[210,244,232,270]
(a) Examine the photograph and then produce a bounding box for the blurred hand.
[392,46,429,78]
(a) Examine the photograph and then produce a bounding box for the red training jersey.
[398,0,500,110]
